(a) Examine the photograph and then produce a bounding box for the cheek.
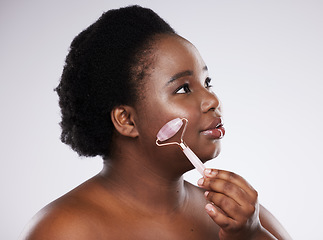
[161,101,200,124]
[135,108,181,151]
[138,99,194,135]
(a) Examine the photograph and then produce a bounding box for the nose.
[200,90,221,115]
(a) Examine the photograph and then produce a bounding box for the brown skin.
[19,34,292,240]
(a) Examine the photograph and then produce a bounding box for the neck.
[98,155,188,215]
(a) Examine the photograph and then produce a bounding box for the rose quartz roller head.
[156,118,206,176]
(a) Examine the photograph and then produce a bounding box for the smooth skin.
[20,34,292,240]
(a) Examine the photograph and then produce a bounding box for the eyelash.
[174,77,213,94]
[205,77,213,89]
[175,83,191,94]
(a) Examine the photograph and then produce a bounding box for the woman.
[20,5,291,240]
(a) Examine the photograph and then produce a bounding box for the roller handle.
[181,144,205,176]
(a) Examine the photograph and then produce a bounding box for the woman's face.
[133,34,223,173]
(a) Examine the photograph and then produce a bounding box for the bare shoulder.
[19,198,95,240]
[19,177,120,240]
[259,204,293,240]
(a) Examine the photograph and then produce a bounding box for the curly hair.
[55,5,175,158]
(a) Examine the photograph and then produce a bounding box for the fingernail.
[204,191,209,197]
[205,203,215,214]
[204,169,211,175]
[206,169,218,177]
[197,178,204,186]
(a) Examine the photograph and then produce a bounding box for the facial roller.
[156,118,206,176]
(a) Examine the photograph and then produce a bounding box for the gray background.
[1,0,322,239]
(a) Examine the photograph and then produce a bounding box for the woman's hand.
[198,169,276,240]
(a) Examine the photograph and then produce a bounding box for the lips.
[201,117,225,139]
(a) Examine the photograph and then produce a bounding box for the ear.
[111,105,139,138]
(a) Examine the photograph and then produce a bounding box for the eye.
[204,77,213,89]
[174,83,191,94]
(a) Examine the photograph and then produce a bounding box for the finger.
[203,169,258,201]
[205,191,246,222]
[199,178,251,206]
[204,169,255,194]
[205,203,238,232]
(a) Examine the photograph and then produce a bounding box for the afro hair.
[55,5,175,158]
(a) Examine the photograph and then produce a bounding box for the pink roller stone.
[157,118,183,141]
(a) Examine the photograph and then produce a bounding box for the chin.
[201,151,220,163]
[212,149,221,160]
[198,142,221,162]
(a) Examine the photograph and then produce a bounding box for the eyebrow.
[167,66,208,85]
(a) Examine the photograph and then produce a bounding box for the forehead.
[145,35,206,86]
[152,34,205,74]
